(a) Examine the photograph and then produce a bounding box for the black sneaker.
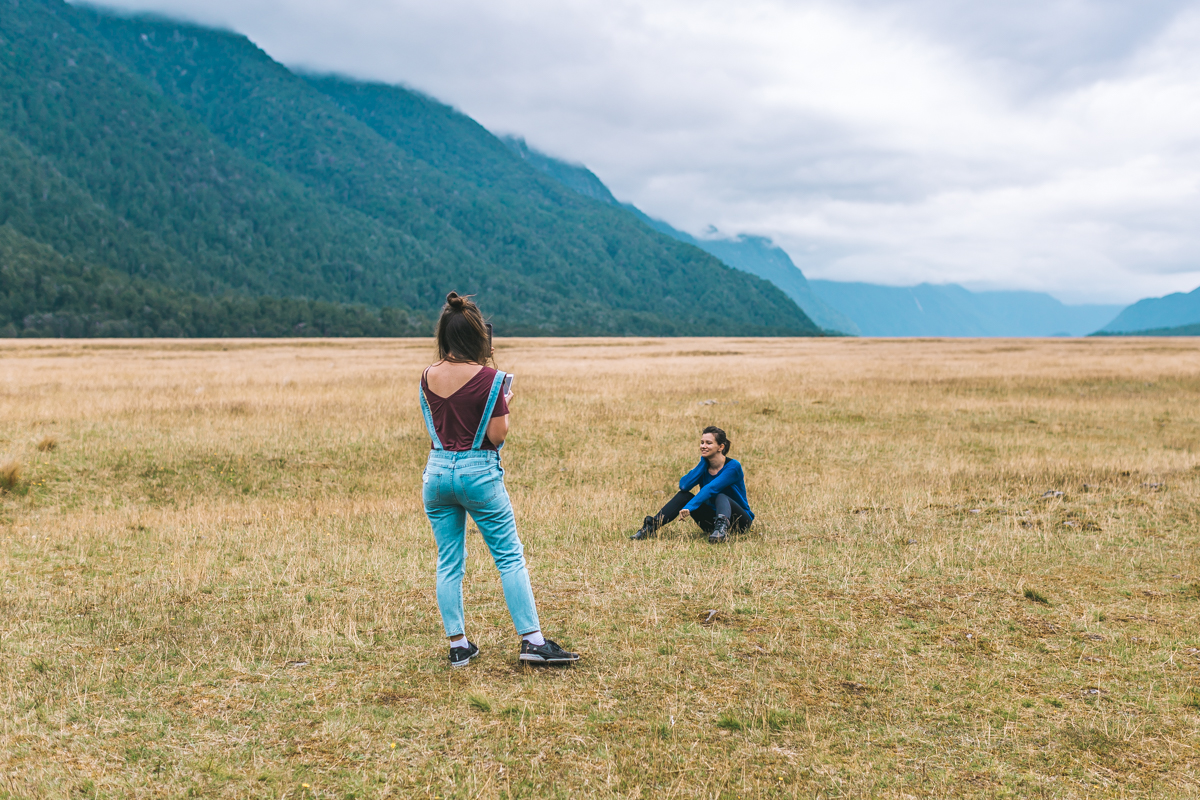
[707,514,730,544]
[630,515,658,540]
[519,638,580,665]
[449,641,479,668]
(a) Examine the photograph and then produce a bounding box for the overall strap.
[471,370,507,450]
[418,369,444,450]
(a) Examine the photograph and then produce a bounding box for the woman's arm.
[678,460,706,492]
[485,389,514,445]
[684,462,742,512]
[486,414,509,445]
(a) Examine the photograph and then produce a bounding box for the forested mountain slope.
[1,1,424,301]
[0,224,417,337]
[0,0,818,337]
[302,73,815,333]
[501,138,856,334]
[503,136,622,205]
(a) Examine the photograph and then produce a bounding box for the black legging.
[653,490,751,534]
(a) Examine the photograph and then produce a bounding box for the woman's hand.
[504,390,514,406]
[679,508,690,520]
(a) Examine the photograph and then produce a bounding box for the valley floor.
[1,337,1198,798]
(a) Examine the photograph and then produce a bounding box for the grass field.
[1,336,1198,799]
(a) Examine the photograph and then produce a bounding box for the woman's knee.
[436,549,466,578]
[486,531,527,575]
[471,508,526,572]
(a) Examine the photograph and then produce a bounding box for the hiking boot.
[448,641,479,668]
[630,515,658,540]
[519,638,580,665]
[707,514,731,544]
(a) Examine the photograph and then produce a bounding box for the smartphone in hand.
[501,373,514,395]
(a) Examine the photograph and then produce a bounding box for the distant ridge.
[627,214,861,336]
[1092,323,1200,337]
[1097,286,1200,334]
[808,281,1124,337]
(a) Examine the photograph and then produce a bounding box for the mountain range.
[3,1,1196,340]
[505,140,1160,337]
[0,0,819,337]
[807,282,1123,337]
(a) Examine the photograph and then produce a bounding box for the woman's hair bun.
[435,292,490,365]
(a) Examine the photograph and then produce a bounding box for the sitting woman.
[630,426,754,543]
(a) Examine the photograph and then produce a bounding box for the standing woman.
[630,426,754,543]
[419,292,579,667]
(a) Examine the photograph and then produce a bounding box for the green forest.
[0,225,421,337]
[0,0,820,337]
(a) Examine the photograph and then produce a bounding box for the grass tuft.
[1024,588,1051,605]
[715,711,745,731]
[765,709,803,731]
[36,434,58,452]
[0,458,21,490]
[466,693,492,713]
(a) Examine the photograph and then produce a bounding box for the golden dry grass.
[0,336,1198,799]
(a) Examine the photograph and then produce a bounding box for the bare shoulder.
[425,361,486,398]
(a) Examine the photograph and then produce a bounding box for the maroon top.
[421,367,509,451]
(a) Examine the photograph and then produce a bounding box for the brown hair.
[702,425,731,455]
[435,292,492,365]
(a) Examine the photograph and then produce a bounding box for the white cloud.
[88,0,1200,303]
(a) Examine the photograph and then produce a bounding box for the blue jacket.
[680,457,754,520]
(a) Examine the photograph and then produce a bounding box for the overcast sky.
[91,0,1200,304]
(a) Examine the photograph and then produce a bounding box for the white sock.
[451,638,471,649]
[523,632,545,646]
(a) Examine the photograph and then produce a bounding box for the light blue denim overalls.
[419,370,540,638]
